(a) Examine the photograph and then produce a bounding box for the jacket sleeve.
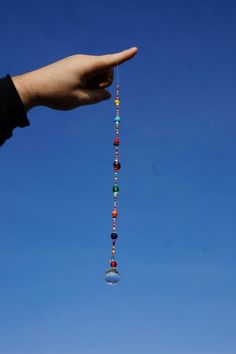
[0,74,30,147]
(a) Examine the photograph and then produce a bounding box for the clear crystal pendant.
[104,268,121,285]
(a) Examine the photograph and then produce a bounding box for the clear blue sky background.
[0,0,236,353]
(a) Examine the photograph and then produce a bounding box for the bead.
[104,269,120,285]
[114,116,121,122]
[113,137,120,146]
[114,161,121,171]
[113,185,119,193]
[112,210,118,218]
[111,261,117,268]
[114,99,120,104]
[111,232,118,239]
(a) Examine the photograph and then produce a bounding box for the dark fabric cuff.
[0,74,30,146]
[3,74,30,127]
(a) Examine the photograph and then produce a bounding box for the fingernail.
[127,47,138,51]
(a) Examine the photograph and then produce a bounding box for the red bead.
[114,161,121,171]
[112,210,118,218]
[111,261,117,268]
[113,137,120,146]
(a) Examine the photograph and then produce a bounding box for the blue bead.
[111,232,118,239]
[114,116,121,122]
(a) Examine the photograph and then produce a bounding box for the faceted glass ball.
[104,269,121,285]
[113,137,120,146]
[113,185,119,193]
[114,161,121,171]
[111,232,118,240]
[114,116,121,122]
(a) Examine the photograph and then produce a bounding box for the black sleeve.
[0,74,30,147]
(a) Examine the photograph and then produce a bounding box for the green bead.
[113,185,119,193]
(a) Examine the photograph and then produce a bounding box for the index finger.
[97,47,138,71]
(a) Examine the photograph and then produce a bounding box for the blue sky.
[0,0,236,353]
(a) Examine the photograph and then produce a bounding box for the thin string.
[116,55,119,87]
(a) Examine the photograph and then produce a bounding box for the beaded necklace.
[104,62,121,285]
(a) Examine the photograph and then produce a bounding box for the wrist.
[11,72,39,112]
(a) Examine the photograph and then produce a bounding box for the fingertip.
[115,46,138,65]
[126,46,138,52]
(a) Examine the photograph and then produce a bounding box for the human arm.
[0,47,138,146]
[12,47,138,112]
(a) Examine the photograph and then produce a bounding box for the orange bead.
[112,210,118,218]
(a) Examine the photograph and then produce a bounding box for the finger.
[99,69,114,88]
[95,47,138,72]
[86,69,113,88]
[77,88,111,105]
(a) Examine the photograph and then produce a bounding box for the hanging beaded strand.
[104,61,121,285]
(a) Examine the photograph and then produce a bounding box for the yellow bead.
[114,99,120,104]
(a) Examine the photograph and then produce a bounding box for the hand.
[12,47,138,112]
